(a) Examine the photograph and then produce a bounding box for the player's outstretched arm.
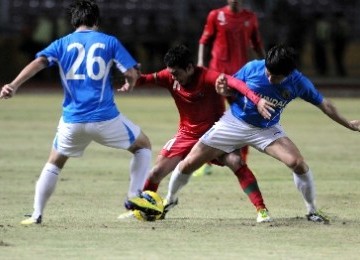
[215,74,274,119]
[318,98,360,132]
[0,57,48,99]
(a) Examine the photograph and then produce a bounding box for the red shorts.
[160,132,224,166]
[160,132,198,159]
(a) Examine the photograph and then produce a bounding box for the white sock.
[165,163,191,202]
[128,148,151,198]
[293,169,316,214]
[32,163,60,218]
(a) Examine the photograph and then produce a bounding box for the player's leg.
[96,114,152,200]
[127,130,152,198]
[95,115,153,219]
[21,150,69,225]
[24,150,69,224]
[21,119,89,225]
[165,141,223,204]
[221,151,271,222]
[167,110,249,205]
[125,134,200,219]
[240,145,249,163]
[121,155,182,220]
[193,146,249,177]
[264,136,328,223]
[143,155,182,192]
[193,162,213,177]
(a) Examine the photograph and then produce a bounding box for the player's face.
[265,68,287,84]
[167,65,193,85]
[227,0,242,10]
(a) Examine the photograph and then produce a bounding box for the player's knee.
[137,131,152,148]
[222,152,245,171]
[287,157,306,172]
[129,132,151,152]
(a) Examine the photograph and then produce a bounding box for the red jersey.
[137,67,225,138]
[199,6,263,75]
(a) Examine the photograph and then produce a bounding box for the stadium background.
[0,0,359,95]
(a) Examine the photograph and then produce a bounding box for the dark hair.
[164,44,193,70]
[265,44,297,76]
[68,0,100,28]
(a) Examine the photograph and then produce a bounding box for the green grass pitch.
[0,92,359,259]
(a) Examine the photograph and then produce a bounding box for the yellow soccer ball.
[134,190,164,221]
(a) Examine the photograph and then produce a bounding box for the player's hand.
[0,84,16,99]
[117,81,133,92]
[257,98,275,120]
[215,73,234,96]
[349,120,360,132]
[117,66,141,92]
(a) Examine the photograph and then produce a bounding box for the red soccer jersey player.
[138,67,225,141]
[120,45,273,223]
[197,0,266,165]
[198,1,265,75]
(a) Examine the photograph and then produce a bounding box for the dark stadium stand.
[0,0,359,86]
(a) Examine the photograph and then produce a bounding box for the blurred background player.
[0,0,152,225]
[121,44,273,222]
[164,44,360,223]
[330,11,350,77]
[196,0,266,176]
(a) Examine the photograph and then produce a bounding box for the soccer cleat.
[256,208,272,223]
[127,196,163,215]
[159,198,179,219]
[20,215,42,225]
[124,199,135,210]
[306,211,330,224]
[193,164,212,177]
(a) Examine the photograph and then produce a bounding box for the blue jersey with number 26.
[231,60,324,128]
[36,30,137,123]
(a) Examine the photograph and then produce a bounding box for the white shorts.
[53,114,141,157]
[200,110,287,153]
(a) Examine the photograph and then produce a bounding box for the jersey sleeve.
[202,69,221,84]
[136,69,172,89]
[36,40,60,67]
[199,10,217,44]
[233,64,247,81]
[205,68,260,104]
[295,73,324,105]
[226,75,260,104]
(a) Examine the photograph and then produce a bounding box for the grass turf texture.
[0,92,359,259]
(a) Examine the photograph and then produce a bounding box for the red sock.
[240,146,249,163]
[143,179,159,192]
[234,165,266,210]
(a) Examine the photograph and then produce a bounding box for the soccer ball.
[133,190,164,221]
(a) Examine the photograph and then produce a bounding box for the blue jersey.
[231,60,324,128]
[36,30,137,123]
